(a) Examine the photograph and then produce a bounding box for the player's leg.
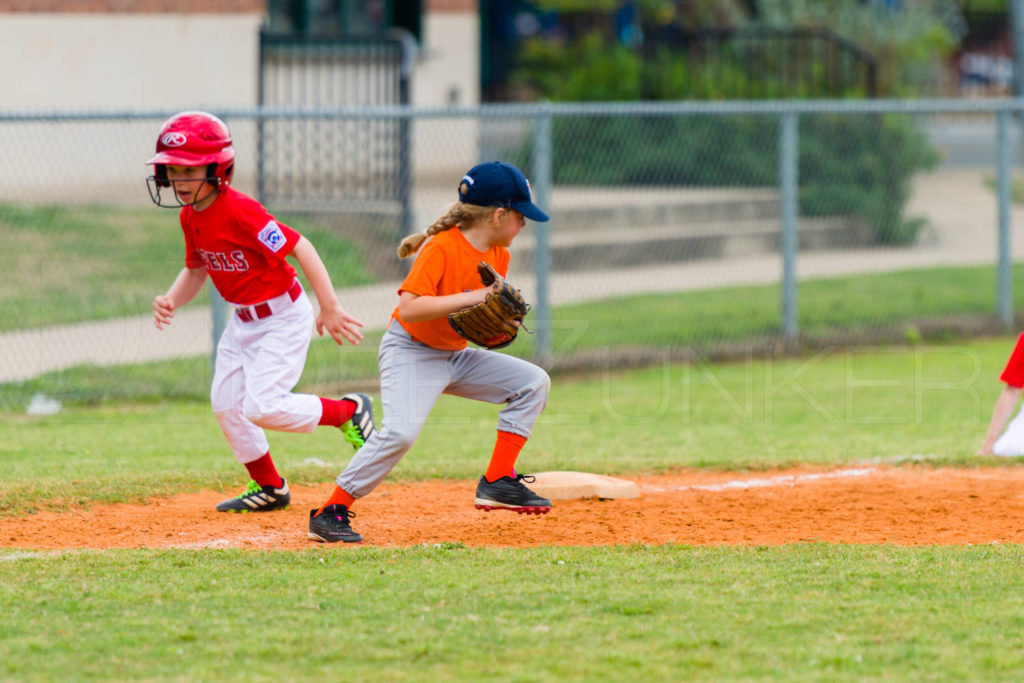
[210,317,289,512]
[993,407,1024,456]
[446,348,550,439]
[309,324,449,542]
[335,324,450,498]
[239,295,375,449]
[445,349,552,514]
[239,295,323,433]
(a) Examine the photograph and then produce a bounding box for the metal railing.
[2,98,1023,406]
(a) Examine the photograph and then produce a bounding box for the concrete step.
[547,186,781,231]
[511,216,873,273]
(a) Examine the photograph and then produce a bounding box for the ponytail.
[397,202,496,258]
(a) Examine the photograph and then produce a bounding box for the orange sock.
[314,486,355,517]
[484,431,527,482]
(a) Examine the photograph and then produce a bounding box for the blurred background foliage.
[506,0,949,245]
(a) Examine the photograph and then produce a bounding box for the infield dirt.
[3,465,1024,550]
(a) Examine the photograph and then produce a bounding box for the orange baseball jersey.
[393,228,511,350]
[180,185,302,305]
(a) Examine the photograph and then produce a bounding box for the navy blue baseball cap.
[458,161,550,222]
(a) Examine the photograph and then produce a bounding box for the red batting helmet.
[146,111,235,191]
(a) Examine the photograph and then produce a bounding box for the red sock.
[484,431,527,483]
[314,486,355,517]
[318,397,357,427]
[244,452,284,489]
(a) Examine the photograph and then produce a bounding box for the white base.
[527,471,640,501]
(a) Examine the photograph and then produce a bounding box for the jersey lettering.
[230,250,249,271]
[198,249,250,273]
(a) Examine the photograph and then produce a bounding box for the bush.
[510,23,940,245]
[542,111,936,245]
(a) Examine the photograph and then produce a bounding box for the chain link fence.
[2,100,1023,410]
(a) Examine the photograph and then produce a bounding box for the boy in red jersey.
[146,111,375,512]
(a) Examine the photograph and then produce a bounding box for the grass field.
[8,201,1024,679]
[4,339,1024,679]
[0,203,374,332]
[5,263,1024,411]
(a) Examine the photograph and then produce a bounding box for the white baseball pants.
[210,291,323,464]
[994,407,1024,456]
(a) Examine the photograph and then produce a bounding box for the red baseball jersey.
[179,186,301,305]
[1001,333,1024,388]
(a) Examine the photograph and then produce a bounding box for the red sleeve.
[1000,334,1024,388]
[235,195,301,259]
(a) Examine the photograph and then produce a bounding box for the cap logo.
[162,132,187,148]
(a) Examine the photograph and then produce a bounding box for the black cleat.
[340,393,375,451]
[216,478,290,513]
[474,474,552,515]
[308,504,363,543]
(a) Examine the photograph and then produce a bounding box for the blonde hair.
[397,202,498,259]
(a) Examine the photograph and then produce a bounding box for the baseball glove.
[449,262,531,349]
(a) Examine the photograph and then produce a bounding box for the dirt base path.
[4,465,1024,551]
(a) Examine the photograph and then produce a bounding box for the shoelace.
[334,508,356,522]
[236,479,261,498]
[515,474,536,486]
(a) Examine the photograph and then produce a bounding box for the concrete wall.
[412,8,481,220]
[0,14,263,109]
[0,4,481,208]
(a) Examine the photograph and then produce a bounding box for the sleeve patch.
[257,221,287,252]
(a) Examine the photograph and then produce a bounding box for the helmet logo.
[161,132,187,148]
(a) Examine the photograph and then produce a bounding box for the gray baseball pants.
[336,321,550,499]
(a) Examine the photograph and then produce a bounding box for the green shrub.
[799,113,938,245]
[510,24,939,245]
[536,110,936,244]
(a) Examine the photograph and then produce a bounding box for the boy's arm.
[290,236,364,346]
[978,385,1022,454]
[153,266,207,330]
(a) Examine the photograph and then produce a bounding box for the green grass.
[3,545,1024,680]
[0,203,374,331]
[0,337,1011,516]
[5,264,1023,410]
[531,264,1024,352]
[3,341,1024,679]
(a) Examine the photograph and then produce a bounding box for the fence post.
[779,111,799,343]
[998,109,1014,329]
[256,34,266,206]
[532,105,553,366]
[395,30,417,240]
[1013,0,1024,103]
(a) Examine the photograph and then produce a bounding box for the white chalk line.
[642,467,878,493]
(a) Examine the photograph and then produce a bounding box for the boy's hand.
[153,295,175,330]
[317,303,364,346]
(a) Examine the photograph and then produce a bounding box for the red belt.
[235,280,302,322]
